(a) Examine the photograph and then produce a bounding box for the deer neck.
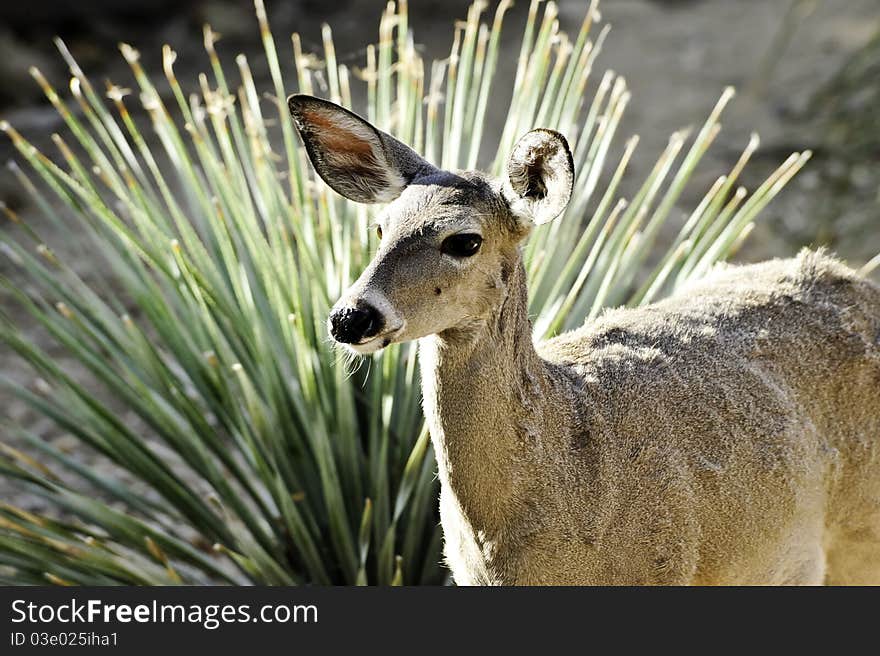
[419,255,550,534]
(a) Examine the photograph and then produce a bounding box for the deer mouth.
[350,323,405,354]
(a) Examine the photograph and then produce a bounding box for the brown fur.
[290,95,880,585]
[423,250,880,584]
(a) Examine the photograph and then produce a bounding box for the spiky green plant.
[0,0,807,585]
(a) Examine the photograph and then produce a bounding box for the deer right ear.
[503,129,574,226]
[288,94,433,204]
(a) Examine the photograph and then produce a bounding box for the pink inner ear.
[301,108,375,159]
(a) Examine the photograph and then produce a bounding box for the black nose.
[329,302,383,344]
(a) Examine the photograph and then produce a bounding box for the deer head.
[288,94,574,354]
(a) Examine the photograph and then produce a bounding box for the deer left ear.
[288,94,434,204]
[503,129,574,226]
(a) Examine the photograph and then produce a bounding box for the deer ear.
[503,129,574,226]
[288,94,433,204]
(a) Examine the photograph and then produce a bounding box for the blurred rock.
[2,0,200,26]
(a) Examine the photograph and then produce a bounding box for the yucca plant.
[0,0,808,585]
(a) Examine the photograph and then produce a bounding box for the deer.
[288,93,880,585]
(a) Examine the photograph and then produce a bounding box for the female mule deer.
[289,94,880,585]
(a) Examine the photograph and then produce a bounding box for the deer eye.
[376,225,383,240]
[441,233,482,257]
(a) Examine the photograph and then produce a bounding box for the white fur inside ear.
[504,129,574,225]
